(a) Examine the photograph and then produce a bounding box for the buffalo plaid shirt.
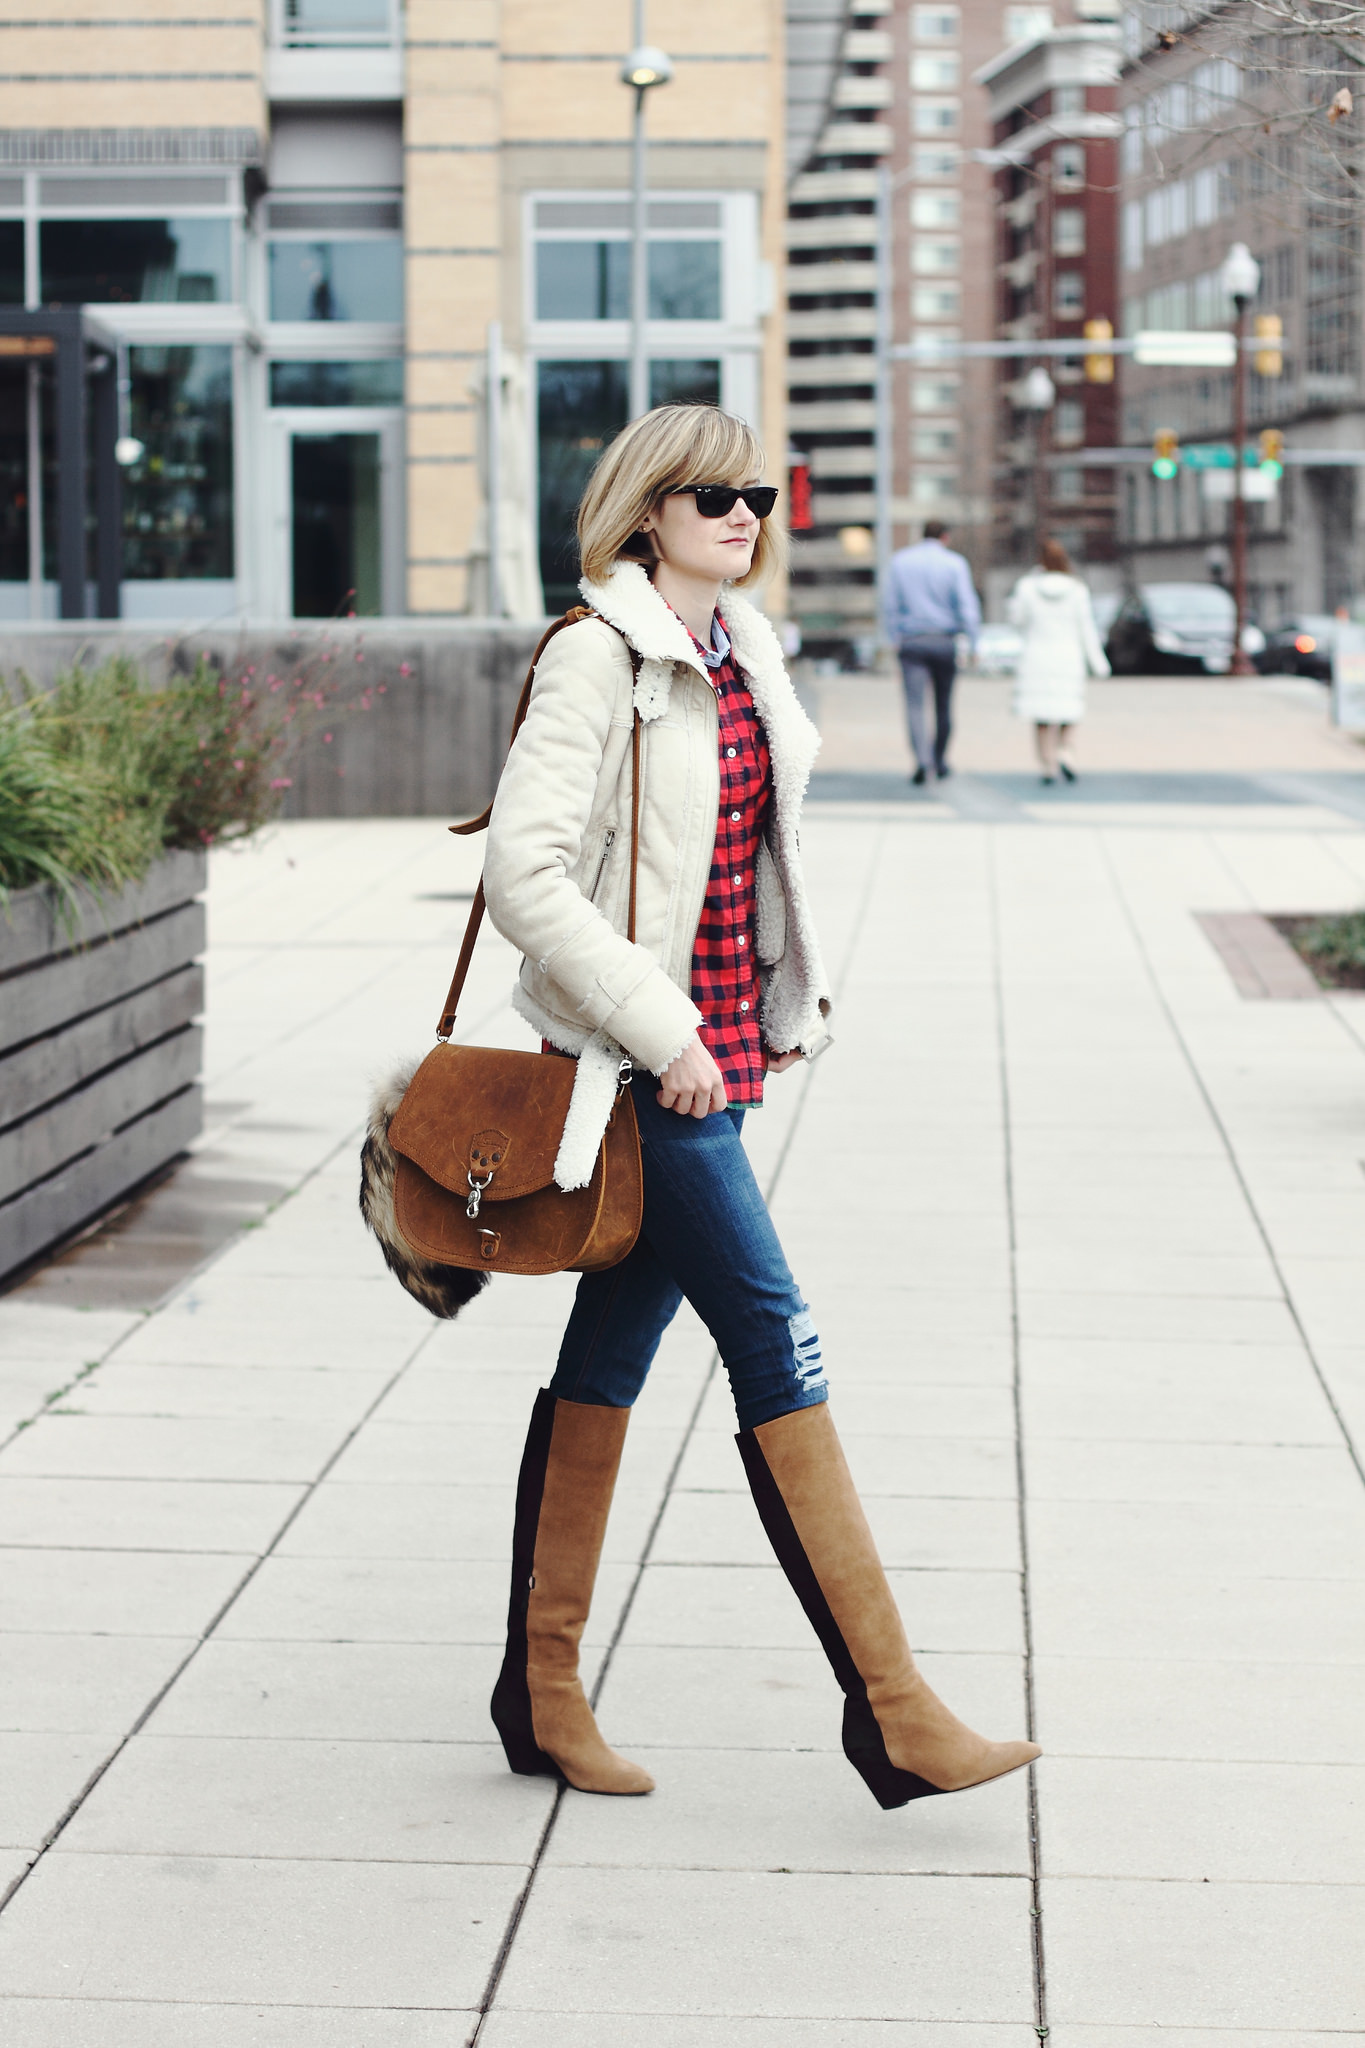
[683,611,771,1105]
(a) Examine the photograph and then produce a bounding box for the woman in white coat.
[1008,538,1110,783]
[478,402,1039,1812]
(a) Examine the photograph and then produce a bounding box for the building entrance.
[291,432,381,617]
[268,410,402,618]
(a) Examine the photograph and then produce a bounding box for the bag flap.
[387,1043,577,1201]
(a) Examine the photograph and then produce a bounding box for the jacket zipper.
[590,828,616,902]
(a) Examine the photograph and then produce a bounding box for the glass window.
[1053,398,1084,444]
[1122,200,1143,271]
[0,222,23,305]
[913,5,959,37]
[268,239,402,321]
[1054,209,1085,255]
[649,359,721,406]
[285,0,390,35]
[1054,144,1086,188]
[914,146,961,180]
[912,53,959,88]
[913,374,960,410]
[122,344,233,580]
[649,242,721,320]
[1004,5,1052,42]
[0,361,27,579]
[913,284,960,320]
[1054,84,1085,117]
[914,100,960,134]
[269,358,403,406]
[914,423,957,456]
[537,360,628,612]
[1054,272,1085,315]
[912,190,959,228]
[292,433,381,616]
[534,239,721,321]
[536,241,631,320]
[40,219,231,305]
[912,239,959,274]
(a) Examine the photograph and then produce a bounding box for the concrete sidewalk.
[2,679,1365,2042]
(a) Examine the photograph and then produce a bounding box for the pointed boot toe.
[529,1671,654,1795]
[740,1405,1040,1811]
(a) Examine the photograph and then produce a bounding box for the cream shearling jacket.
[482,559,833,1189]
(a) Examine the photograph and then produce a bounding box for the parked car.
[1254,614,1336,682]
[1106,582,1266,674]
[971,622,1023,676]
[1090,589,1122,647]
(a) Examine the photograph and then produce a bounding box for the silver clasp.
[466,1171,493,1220]
[616,1056,634,1094]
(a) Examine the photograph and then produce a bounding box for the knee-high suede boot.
[738,1404,1040,1810]
[491,1388,653,1796]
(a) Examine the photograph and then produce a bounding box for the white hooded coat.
[1007,570,1110,722]
[481,560,833,1191]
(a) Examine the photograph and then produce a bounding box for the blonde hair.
[576,402,786,588]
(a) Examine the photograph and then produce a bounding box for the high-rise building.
[978,16,1121,590]
[0,2,788,623]
[785,1,1113,656]
[1116,18,1365,616]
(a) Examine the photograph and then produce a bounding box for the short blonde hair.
[576,402,786,588]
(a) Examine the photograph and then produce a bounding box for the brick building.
[978,18,1121,594]
[1116,22,1365,617]
[0,1,788,622]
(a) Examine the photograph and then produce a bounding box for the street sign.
[1182,445,1270,470]
[1133,330,1238,368]
[1201,468,1278,501]
[1333,623,1365,731]
[0,335,55,357]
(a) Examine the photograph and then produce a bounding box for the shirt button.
[740,1000,749,1011]
[738,935,746,946]
[726,747,736,758]
[732,876,740,886]
[731,811,741,822]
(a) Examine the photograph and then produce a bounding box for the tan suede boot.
[738,1403,1040,1808]
[491,1389,653,1795]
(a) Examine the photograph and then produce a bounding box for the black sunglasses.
[672,484,779,520]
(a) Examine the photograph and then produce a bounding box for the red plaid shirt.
[684,612,771,1105]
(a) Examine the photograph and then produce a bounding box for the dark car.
[1255,614,1336,682]
[1106,582,1265,675]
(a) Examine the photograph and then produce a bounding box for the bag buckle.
[466,1171,493,1220]
[616,1056,634,1094]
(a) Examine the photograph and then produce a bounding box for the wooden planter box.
[0,848,206,1282]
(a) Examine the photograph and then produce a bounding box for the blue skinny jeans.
[549,1075,828,1431]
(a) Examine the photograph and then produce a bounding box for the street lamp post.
[1021,364,1056,554]
[1221,240,1261,676]
[620,27,673,421]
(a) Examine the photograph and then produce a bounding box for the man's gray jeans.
[897,635,958,774]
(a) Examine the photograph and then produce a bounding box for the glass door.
[268,410,402,618]
[291,432,380,616]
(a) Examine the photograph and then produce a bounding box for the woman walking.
[1009,538,1110,784]
[481,402,1039,1809]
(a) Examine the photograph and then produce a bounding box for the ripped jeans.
[548,1074,827,1431]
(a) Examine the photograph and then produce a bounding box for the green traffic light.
[1259,460,1283,479]
[1152,457,1179,479]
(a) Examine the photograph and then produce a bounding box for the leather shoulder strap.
[436,607,642,1040]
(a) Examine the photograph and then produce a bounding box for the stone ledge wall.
[0,619,548,820]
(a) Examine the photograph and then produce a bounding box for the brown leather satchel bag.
[359,610,644,1318]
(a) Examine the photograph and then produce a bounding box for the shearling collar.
[579,559,710,681]
[577,561,821,811]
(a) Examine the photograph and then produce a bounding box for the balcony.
[267,0,403,101]
[787,306,879,342]
[818,122,893,157]
[787,260,879,296]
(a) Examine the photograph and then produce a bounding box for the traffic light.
[1083,317,1114,384]
[1151,427,1180,479]
[1258,428,1284,478]
[1253,314,1283,377]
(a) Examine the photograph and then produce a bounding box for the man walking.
[882,521,981,783]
